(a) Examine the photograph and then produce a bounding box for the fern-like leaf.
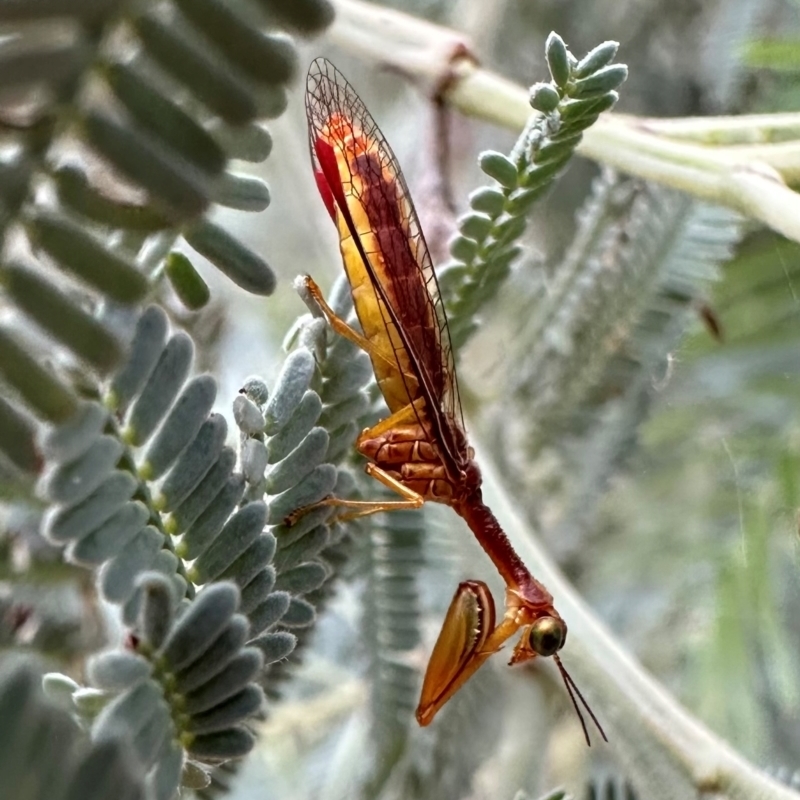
[440,35,627,349]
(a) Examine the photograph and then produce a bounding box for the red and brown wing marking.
[305,57,467,477]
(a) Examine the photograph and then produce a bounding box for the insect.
[301,57,606,743]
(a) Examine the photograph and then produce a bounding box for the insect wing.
[305,58,466,472]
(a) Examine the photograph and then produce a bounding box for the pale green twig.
[614,112,800,146]
[329,0,800,246]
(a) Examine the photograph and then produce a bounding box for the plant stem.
[614,112,800,146]
[329,0,800,245]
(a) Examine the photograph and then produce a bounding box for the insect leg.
[356,400,426,443]
[284,464,425,525]
[302,275,399,370]
[318,495,424,522]
[416,585,524,726]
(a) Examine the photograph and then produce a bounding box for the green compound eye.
[529,616,566,657]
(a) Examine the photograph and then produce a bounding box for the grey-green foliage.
[440,33,627,349]
[75,276,368,797]
[360,509,425,794]
[0,0,332,475]
[21,276,372,798]
[36,275,375,795]
[517,177,741,438]
[0,0,345,795]
[43,577,266,795]
[586,776,636,800]
[41,306,204,623]
[497,176,745,559]
[262,277,378,690]
[90,578,264,786]
[0,662,146,800]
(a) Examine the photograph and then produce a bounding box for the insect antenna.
[554,654,608,746]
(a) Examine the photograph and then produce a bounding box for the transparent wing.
[305,57,467,474]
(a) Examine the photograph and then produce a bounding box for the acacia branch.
[330,0,800,245]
